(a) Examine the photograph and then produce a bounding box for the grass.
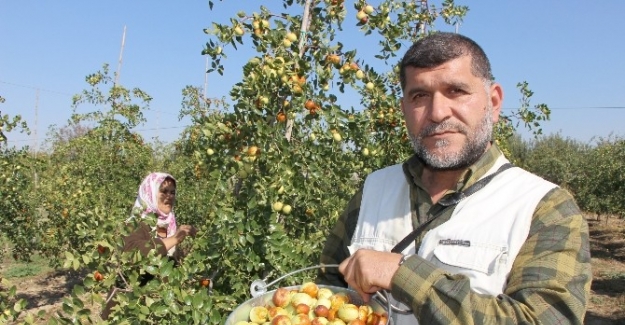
[3,264,47,279]
[0,238,52,280]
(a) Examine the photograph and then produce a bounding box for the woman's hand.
[174,225,198,242]
[161,225,197,250]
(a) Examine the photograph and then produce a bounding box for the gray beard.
[409,106,493,171]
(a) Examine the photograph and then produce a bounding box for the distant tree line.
[507,133,625,220]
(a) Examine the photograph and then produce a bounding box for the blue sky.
[1,1,624,150]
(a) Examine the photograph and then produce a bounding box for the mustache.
[419,121,468,138]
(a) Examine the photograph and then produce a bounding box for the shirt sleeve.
[122,221,169,257]
[316,189,363,288]
[391,188,592,324]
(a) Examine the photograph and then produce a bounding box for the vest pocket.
[432,242,508,275]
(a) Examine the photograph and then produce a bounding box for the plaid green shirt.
[317,145,592,324]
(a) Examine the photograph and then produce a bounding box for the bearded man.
[317,32,591,325]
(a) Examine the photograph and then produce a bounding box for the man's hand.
[339,249,404,302]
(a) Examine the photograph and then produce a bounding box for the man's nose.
[428,92,453,123]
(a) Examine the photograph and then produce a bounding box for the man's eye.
[450,88,466,95]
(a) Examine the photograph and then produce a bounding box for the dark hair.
[399,32,493,90]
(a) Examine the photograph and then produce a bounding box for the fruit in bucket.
[271,315,292,325]
[311,318,328,325]
[239,280,389,325]
[329,293,350,310]
[268,306,290,318]
[291,292,314,307]
[359,305,373,321]
[313,304,330,318]
[301,281,319,297]
[317,288,334,300]
[272,287,292,307]
[337,304,359,322]
[249,306,269,323]
[291,313,311,324]
[294,303,310,315]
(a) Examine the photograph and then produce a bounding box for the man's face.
[400,55,503,170]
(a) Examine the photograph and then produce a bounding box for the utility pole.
[115,25,127,86]
[34,88,39,152]
[33,88,40,189]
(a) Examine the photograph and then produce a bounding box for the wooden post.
[285,0,313,142]
[114,25,127,87]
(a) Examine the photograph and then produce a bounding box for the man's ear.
[489,82,504,123]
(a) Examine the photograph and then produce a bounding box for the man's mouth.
[428,129,459,138]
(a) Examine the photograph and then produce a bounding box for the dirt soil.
[2,216,625,324]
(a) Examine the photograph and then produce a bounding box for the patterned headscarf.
[132,172,178,239]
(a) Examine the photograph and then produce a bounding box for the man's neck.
[422,168,466,204]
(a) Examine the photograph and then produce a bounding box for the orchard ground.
[2,215,624,324]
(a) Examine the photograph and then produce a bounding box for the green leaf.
[77,308,91,317]
[81,254,91,264]
[72,297,84,309]
[61,302,73,314]
[160,261,174,277]
[83,277,94,287]
[72,259,80,270]
[170,302,181,314]
[153,303,169,316]
[72,285,85,296]
[192,294,204,309]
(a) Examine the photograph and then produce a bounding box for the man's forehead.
[408,63,480,84]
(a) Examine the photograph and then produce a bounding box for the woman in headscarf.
[124,172,197,260]
[101,172,197,320]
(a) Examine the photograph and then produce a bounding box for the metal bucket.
[224,284,389,325]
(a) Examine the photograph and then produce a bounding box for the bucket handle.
[250,264,338,297]
[249,264,413,324]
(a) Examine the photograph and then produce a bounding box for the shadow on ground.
[589,220,625,263]
[14,269,85,309]
[585,313,625,325]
